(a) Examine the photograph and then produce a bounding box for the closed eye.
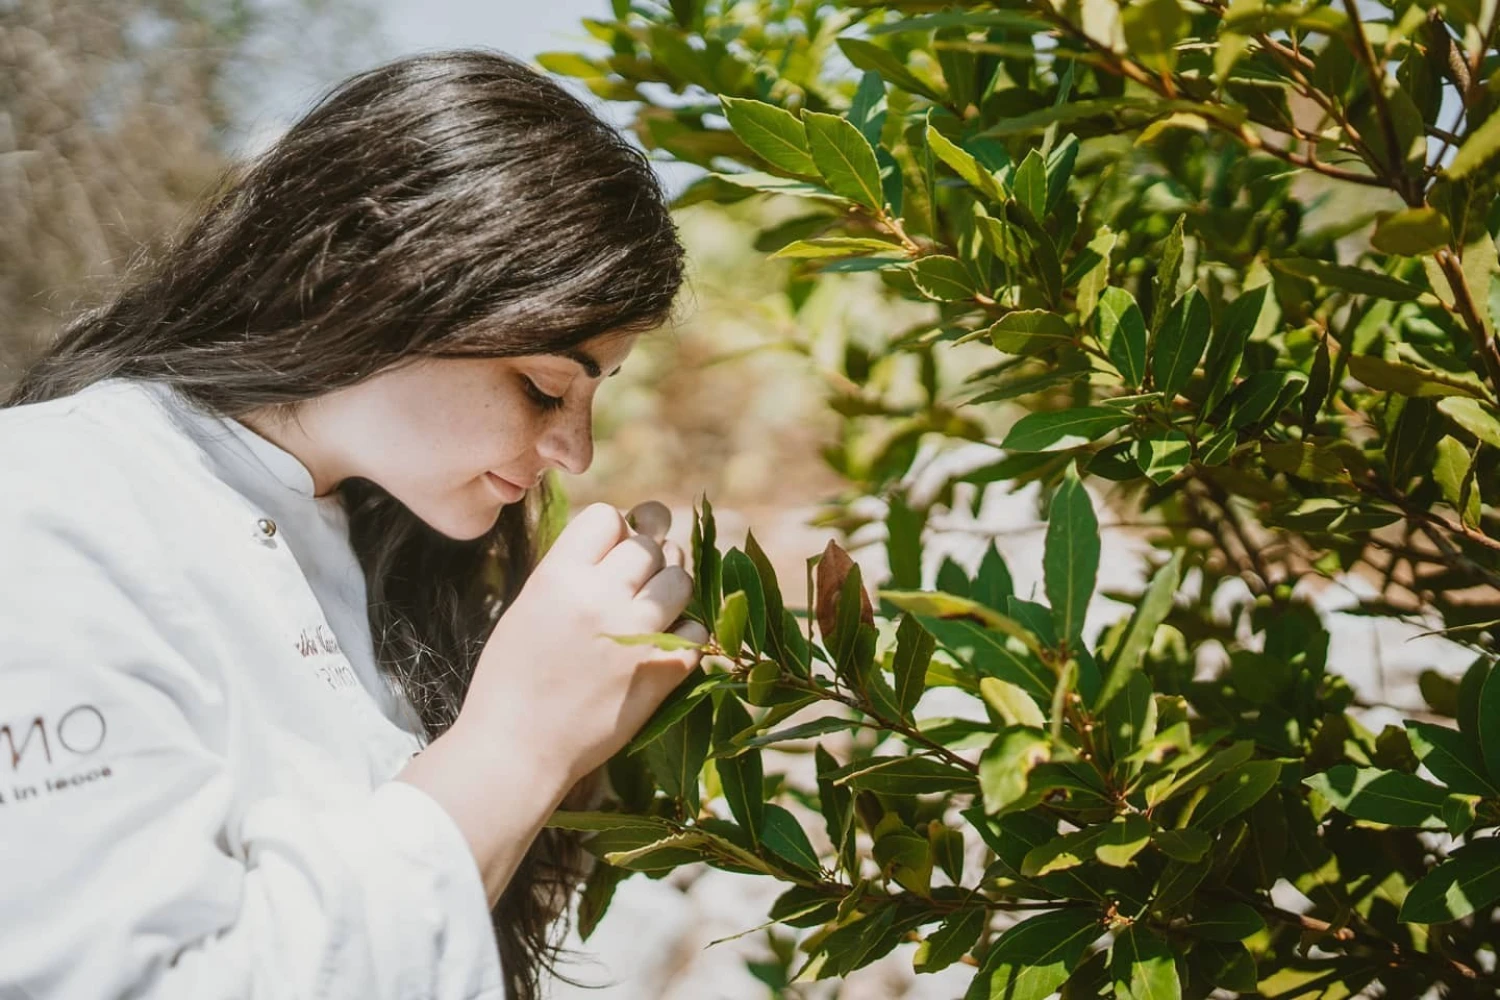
[521,376,566,412]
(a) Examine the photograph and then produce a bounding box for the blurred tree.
[0,0,374,380]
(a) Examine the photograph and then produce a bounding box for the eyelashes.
[521,376,567,412]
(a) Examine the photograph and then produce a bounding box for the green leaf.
[1371,207,1454,256]
[1272,257,1425,300]
[815,746,856,875]
[892,614,936,719]
[1304,765,1449,828]
[826,754,980,794]
[1096,286,1148,387]
[1346,354,1491,400]
[980,726,1053,813]
[1002,407,1132,452]
[836,36,946,103]
[1439,396,1500,449]
[709,170,844,202]
[770,237,907,260]
[601,630,710,651]
[625,667,722,753]
[719,96,817,176]
[1444,110,1500,180]
[881,590,1043,653]
[803,110,885,211]
[1433,436,1483,527]
[1217,370,1308,429]
[1191,760,1281,828]
[989,309,1076,354]
[545,810,674,835]
[1095,815,1153,867]
[1098,552,1182,708]
[760,803,820,872]
[1151,288,1210,398]
[1479,664,1500,784]
[1399,836,1500,923]
[910,254,978,301]
[1014,149,1049,220]
[914,907,987,974]
[1151,828,1210,862]
[1110,924,1181,1000]
[1406,721,1497,796]
[965,908,1100,1000]
[1076,227,1117,322]
[1133,428,1191,484]
[925,119,1006,201]
[1193,940,1257,992]
[640,692,715,813]
[715,590,749,659]
[1202,284,1272,412]
[713,696,763,843]
[1152,214,1187,332]
[1044,461,1100,643]
[981,676,1047,728]
[1192,901,1266,942]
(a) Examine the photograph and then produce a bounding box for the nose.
[535,408,594,476]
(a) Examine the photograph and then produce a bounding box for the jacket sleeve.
[0,510,505,998]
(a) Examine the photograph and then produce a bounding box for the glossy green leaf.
[892,613,936,719]
[719,96,817,176]
[1044,461,1100,643]
[1095,815,1153,867]
[1151,288,1210,398]
[1304,765,1448,828]
[1001,407,1132,452]
[1272,257,1425,300]
[803,110,885,211]
[1371,206,1454,255]
[926,119,1006,201]
[910,254,978,301]
[712,698,762,838]
[1133,427,1191,484]
[1400,836,1500,923]
[760,803,820,872]
[837,36,946,103]
[1014,148,1048,220]
[1439,396,1500,449]
[826,754,979,794]
[980,725,1053,813]
[1095,286,1148,387]
[981,676,1047,728]
[1110,924,1181,1000]
[1191,760,1281,828]
[715,590,749,659]
[1098,552,1182,708]
[1192,901,1266,941]
[914,906,986,974]
[1346,354,1491,400]
[1406,721,1497,796]
[988,309,1075,354]
[1202,284,1273,412]
[963,908,1101,1000]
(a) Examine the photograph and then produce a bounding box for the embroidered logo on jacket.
[294,624,360,693]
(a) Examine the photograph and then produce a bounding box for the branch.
[1433,246,1500,392]
[1342,0,1415,203]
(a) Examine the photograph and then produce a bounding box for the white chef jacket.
[0,376,504,999]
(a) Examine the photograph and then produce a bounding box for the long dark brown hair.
[3,48,687,998]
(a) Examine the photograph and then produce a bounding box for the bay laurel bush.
[543,1,1500,995]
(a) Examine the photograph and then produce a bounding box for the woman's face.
[244,331,639,540]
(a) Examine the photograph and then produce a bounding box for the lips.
[485,472,525,500]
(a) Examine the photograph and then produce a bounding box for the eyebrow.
[555,348,621,379]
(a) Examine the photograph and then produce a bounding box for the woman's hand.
[461,499,706,785]
[397,499,706,906]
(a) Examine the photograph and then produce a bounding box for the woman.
[0,49,708,999]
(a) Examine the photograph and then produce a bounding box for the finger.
[547,502,629,566]
[671,618,710,645]
[661,539,686,570]
[625,500,671,543]
[633,564,693,629]
[598,533,666,594]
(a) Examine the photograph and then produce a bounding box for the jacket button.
[256,518,278,538]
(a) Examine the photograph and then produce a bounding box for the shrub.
[543,1,1500,995]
